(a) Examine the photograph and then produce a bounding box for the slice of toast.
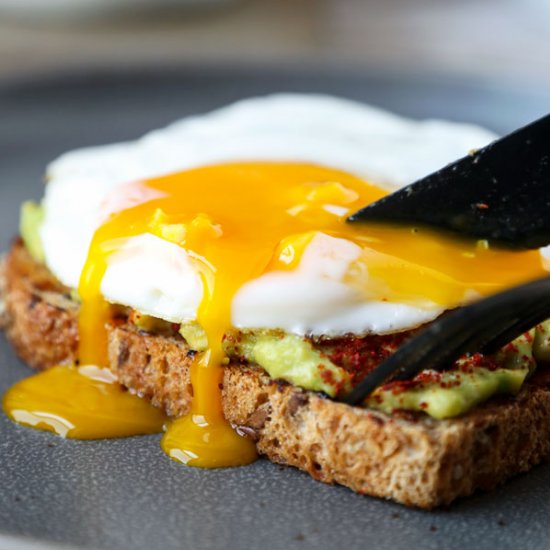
[3,240,550,508]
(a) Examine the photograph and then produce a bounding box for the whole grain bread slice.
[3,240,550,508]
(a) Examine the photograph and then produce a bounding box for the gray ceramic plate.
[1,67,549,550]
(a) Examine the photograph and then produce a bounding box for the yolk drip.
[7,163,545,466]
[3,365,167,439]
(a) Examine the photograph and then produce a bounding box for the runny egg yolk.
[3,365,167,438]
[5,162,547,464]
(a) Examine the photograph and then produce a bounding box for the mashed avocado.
[223,328,542,419]
[534,320,550,363]
[223,329,351,397]
[179,322,209,352]
[20,201,45,263]
[365,367,528,419]
[365,331,535,419]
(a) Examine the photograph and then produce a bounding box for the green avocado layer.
[20,201,45,263]
[534,321,550,362]
[368,330,539,419]
[224,327,545,420]
[366,331,537,419]
[223,329,351,397]
[366,367,528,420]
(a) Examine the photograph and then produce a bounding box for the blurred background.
[0,0,549,89]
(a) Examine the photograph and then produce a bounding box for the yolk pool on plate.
[3,365,167,439]
[4,162,547,466]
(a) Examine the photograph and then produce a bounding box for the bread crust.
[3,240,550,508]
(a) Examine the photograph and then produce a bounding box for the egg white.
[39,94,500,335]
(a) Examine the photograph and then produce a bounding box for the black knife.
[347,114,550,249]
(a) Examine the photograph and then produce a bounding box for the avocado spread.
[366,366,528,420]
[534,320,550,363]
[223,329,352,397]
[20,201,45,263]
[366,331,537,419]
[226,328,540,419]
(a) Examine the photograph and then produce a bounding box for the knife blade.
[347,114,550,249]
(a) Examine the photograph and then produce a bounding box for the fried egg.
[41,93,505,336]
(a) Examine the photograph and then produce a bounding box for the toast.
[3,240,550,508]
